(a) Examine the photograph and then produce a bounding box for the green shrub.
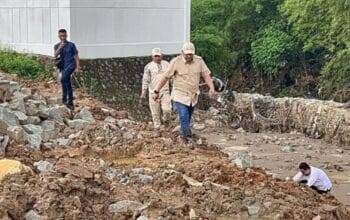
[250,23,299,78]
[0,49,46,79]
[319,48,350,101]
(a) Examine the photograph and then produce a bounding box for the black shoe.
[183,136,195,145]
[65,103,75,111]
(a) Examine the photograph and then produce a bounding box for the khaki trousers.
[149,92,172,129]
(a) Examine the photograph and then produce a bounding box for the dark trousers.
[299,180,330,194]
[61,68,74,105]
[310,186,330,194]
[175,102,194,138]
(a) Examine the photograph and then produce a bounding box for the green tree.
[281,0,350,100]
[192,26,235,78]
[250,22,300,78]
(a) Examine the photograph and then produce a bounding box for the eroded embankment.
[228,93,350,147]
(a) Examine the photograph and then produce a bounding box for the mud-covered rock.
[76,107,95,123]
[26,134,42,149]
[34,160,53,173]
[0,107,19,133]
[7,126,26,144]
[108,200,144,214]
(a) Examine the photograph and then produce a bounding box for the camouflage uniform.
[142,60,171,129]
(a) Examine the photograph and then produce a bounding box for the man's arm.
[74,53,80,73]
[154,75,169,93]
[153,59,176,100]
[72,43,80,73]
[292,172,304,182]
[141,66,151,98]
[200,59,215,97]
[54,43,64,58]
[203,73,215,96]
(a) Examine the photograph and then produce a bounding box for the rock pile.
[0,76,98,154]
[227,93,350,147]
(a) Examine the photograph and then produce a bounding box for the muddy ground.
[0,75,349,219]
[203,128,350,206]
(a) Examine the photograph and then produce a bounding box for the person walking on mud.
[54,29,80,110]
[153,42,216,144]
[141,48,172,130]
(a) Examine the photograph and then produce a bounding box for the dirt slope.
[0,74,349,220]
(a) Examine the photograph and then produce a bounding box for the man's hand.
[208,88,216,98]
[152,93,160,102]
[58,42,65,50]
[140,91,146,99]
[74,66,81,75]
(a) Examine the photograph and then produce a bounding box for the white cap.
[182,42,195,55]
[152,48,162,56]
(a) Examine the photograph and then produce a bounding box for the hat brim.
[152,53,162,56]
[183,50,195,55]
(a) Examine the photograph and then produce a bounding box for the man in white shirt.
[293,162,332,194]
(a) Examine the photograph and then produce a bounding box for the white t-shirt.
[293,166,332,191]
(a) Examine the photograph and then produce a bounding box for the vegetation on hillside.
[192,0,350,101]
[0,49,46,79]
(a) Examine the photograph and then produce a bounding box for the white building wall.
[0,0,71,56]
[0,0,191,59]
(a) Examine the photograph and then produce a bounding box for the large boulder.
[23,124,43,135]
[41,120,57,142]
[7,126,26,144]
[0,80,11,102]
[13,111,28,125]
[108,200,144,214]
[38,106,49,119]
[33,160,53,173]
[0,159,32,181]
[0,135,9,155]
[76,107,95,123]
[26,134,42,149]
[25,99,41,116]
[48,105,70,124]
[9,81,20,94]
[67,119,90,129]
[27,116,41,125]
[9,96,25,112]
[0,107,19,133]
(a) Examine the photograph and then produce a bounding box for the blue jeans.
[61,68,74,105]
[175,102,194,138]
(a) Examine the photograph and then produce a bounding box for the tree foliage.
[251,23,299,77]
[192,0,350,101]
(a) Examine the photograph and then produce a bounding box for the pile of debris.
[0,74,349,219]
[226,93,350,147]
[0,75,138,155]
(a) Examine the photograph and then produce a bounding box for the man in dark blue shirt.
[54,29,80,110]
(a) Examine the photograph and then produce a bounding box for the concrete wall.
[0,0,71,56]
[0,0,191,59]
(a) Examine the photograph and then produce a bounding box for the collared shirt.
[165,55,211,106]
[54,41,78,71]
[293,166,332,191]
[142,60,170,94]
